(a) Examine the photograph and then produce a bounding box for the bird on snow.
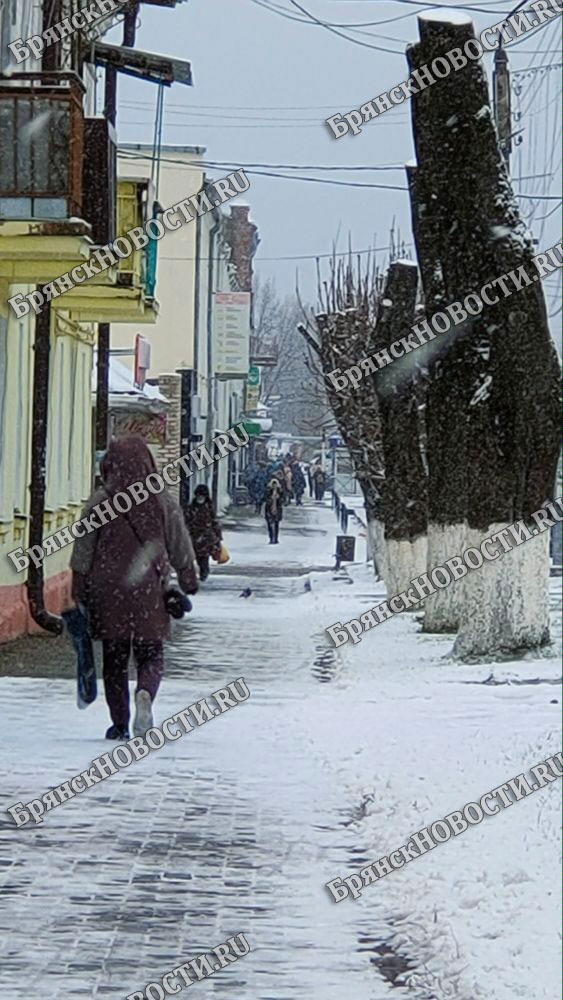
[239,587,253,598]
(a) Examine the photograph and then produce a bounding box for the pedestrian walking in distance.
[283,460,293,504]
[246,460,268,514]
[265,476,283,544]
[185,484,223,581]
[312,463,327,501]
[70,437,198,741]
[291,459,306,505]
[307,463,314,497]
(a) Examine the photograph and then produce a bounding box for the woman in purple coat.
[71,437,198,741]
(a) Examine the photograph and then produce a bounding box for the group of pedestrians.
[245,455,327,544]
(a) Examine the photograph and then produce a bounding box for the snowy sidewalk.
[0,500,560,1000]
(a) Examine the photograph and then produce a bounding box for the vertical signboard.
[134,333,151,389]
[245,364,261,412]
[214,292,251,377]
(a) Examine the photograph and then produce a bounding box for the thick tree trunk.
[371,261,428,600]
[366,514,386,580]
[410,14,562,657]
[406,62,471,633]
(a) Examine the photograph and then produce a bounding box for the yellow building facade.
[0,184,158,642]
[0,289,95,640]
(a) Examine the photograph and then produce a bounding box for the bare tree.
[298,256,388,574]
[253,277,327,435]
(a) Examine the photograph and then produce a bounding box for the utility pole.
[494,0,533,175]
[493,43,512,171]
[96,3,140,457]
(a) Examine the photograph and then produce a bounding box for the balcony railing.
[0,72,84,220]
[117,178,157,299]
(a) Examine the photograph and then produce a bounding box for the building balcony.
[63,281,159,325]
[0,71,84,221]
[117,177,157,298]
[61,178,159,324]
[0,76,158,325]
[0,71,92,305]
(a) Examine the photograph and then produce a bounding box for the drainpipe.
[97,67,116,460]
[193,202,202,384]
[26,300,63,635]
[205,186,221,503]
[95,322,110,453]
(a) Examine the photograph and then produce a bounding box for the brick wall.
[223,205,259,292]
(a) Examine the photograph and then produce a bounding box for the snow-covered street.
[0,500,561,1000]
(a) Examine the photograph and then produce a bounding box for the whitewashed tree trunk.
[423,522,466,632]
[366,515,386,580]
[385,535,427,605]
[454,525,550,659]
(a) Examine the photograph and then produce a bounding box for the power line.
[160,242,407,263]
[122,153,406,170]
[284,0,406,52]
[118,150,562,197]
[119,118,408,127]
[251,0,560,54]
[118,149,552,178]
[121,99,405,111]
[123,107,407,122]
[250,0,400,51]
[247,0,411,38]
[513,61,562,76]
[119,153,409,188]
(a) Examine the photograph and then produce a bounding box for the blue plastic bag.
[62,605,97,709]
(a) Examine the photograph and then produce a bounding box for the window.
[0,96,70,198]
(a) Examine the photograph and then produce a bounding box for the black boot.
[106,724,130,741]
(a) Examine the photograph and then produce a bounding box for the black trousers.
[197,555,210,581]
[266,517,280,542]
[102,639,164,730]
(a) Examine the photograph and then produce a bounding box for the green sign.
[247,365,260,387]
[242,421,262,436]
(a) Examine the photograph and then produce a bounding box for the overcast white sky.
[106,0,562,326]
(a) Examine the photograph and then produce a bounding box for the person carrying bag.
[70,437,198,742]
[185,484,223,581]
